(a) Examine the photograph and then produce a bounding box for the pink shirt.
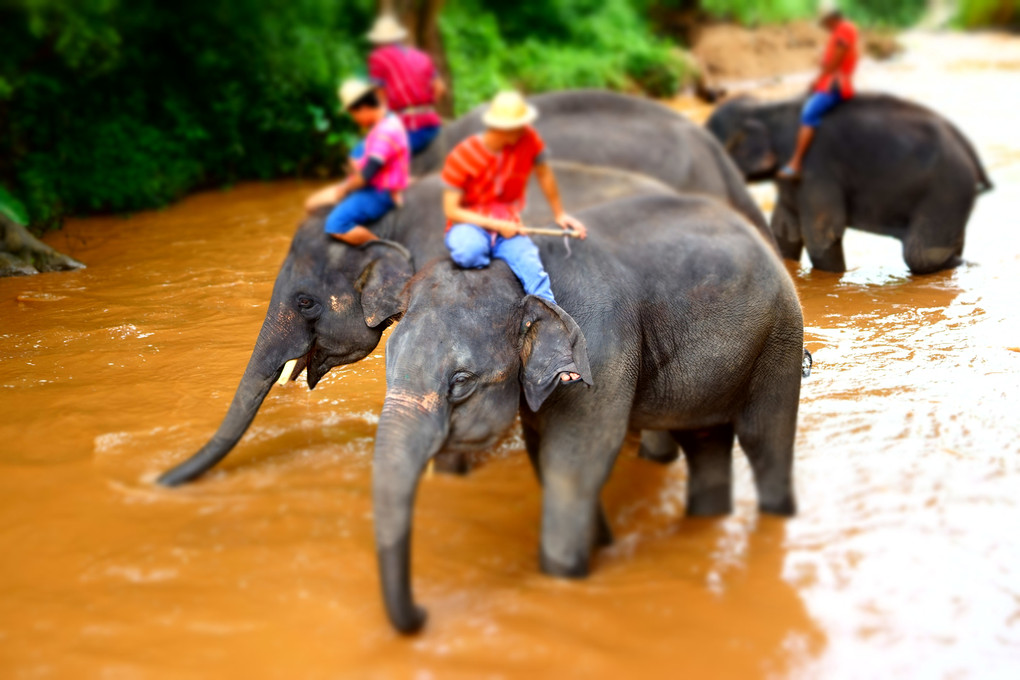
[358,113,410,192]
[368,45,443,131]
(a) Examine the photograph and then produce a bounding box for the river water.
[1,33,1018,679]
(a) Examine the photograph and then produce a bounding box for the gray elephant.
[157,92,780,486]
[706,93,992,274]
[157,165,675,486]
[415,89,772,240]
[372,192,804,633]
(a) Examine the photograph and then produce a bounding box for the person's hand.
[495,219,522,239]
[334,182,350,202]
[556,213,587,239]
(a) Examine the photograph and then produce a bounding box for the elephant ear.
[731,119,776,176]
[518,295,593,413]
[355,240,414,328]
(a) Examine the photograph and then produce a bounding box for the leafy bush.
[956,0,1020,28]
[694,0,930,27]
[440,0,687,115]
[1,0,373,229]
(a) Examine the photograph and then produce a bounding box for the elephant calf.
[373,193,805,633]
[707,93,992,274]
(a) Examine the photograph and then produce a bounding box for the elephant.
[156,164,678,486]
[372,192,804,633]
[705,93,993,274]
[413,89,773,242]
[157,91,784,487]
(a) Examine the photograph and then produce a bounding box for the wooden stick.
[516,226,583,238]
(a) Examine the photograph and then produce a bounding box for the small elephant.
[706,93,992,274]
[372,192,804,633]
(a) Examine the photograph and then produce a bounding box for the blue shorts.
[408,125,441,155]
[324,188,395,235]
[801,89,844,128]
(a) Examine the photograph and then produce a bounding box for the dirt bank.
[688,20,901,84]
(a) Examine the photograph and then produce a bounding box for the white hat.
[482,91,538,130]
[339,78,376,110]
[367,14,408,44]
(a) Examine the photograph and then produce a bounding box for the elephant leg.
[799,182,847,273]
[735,343,801,517]
[524,422,614,548]
[639,429,680,464]
[433,451,469,475]
[771,199,804,262]
[903,189,973,274]
[536,413,629,579]
[672,424,735,517]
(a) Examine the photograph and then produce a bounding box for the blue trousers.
[408,125,441,155]
[801,87,845,127]
[324,187,394,235]
[445,223,556,303]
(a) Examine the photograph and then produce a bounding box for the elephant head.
[371,259,591,633]
[157,215,414,486]
[706,97,782,179]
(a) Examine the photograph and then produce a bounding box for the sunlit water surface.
[1,32,1018,678]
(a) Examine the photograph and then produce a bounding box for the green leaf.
[0,186,30,226]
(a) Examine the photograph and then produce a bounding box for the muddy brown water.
[2,33,1019,678]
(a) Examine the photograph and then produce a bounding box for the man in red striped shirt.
[367,14,445,156]
[441,91,586,311]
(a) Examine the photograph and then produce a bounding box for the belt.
[397,104,436,116]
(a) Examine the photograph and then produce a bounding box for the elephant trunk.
[157,308,309,487]
[372,393,447,634]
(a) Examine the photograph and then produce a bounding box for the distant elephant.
[156,164,675,486]
[706,93,993,274]
[372,193,804,633]
[414,89,772,242]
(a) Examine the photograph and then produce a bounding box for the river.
[1,32,1018,679]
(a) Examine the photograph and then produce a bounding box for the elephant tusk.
[277,359,299,386]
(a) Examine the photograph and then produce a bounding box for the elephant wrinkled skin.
[373,193,804,633]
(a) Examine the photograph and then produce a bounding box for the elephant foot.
[686,485,733,517]
[759,495,797,517]
[539,549,591,579]
[638,430,680,464]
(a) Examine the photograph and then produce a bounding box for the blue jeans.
[445,223,556,303]
[801,87,845,128]
[324,187,394,235]
[408,125,441,155]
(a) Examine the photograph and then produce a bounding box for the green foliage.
[694,0,930,27]
[696,0,816,24]
[440,0,687,115]
[0,186,30,225]
[955,0,1020,28]
[1,0,373,229]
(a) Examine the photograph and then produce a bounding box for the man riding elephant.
[779,8,859,179]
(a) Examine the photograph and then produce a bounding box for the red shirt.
[816,19,859,98]
[441,128,546,230]
[368,45,443,132]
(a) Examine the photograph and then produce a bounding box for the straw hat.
[367,14,408,44]
[482,91,538,130]
[339,78,376,110]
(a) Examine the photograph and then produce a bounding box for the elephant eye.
[295,294,321,319]
[448,371,477,404]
